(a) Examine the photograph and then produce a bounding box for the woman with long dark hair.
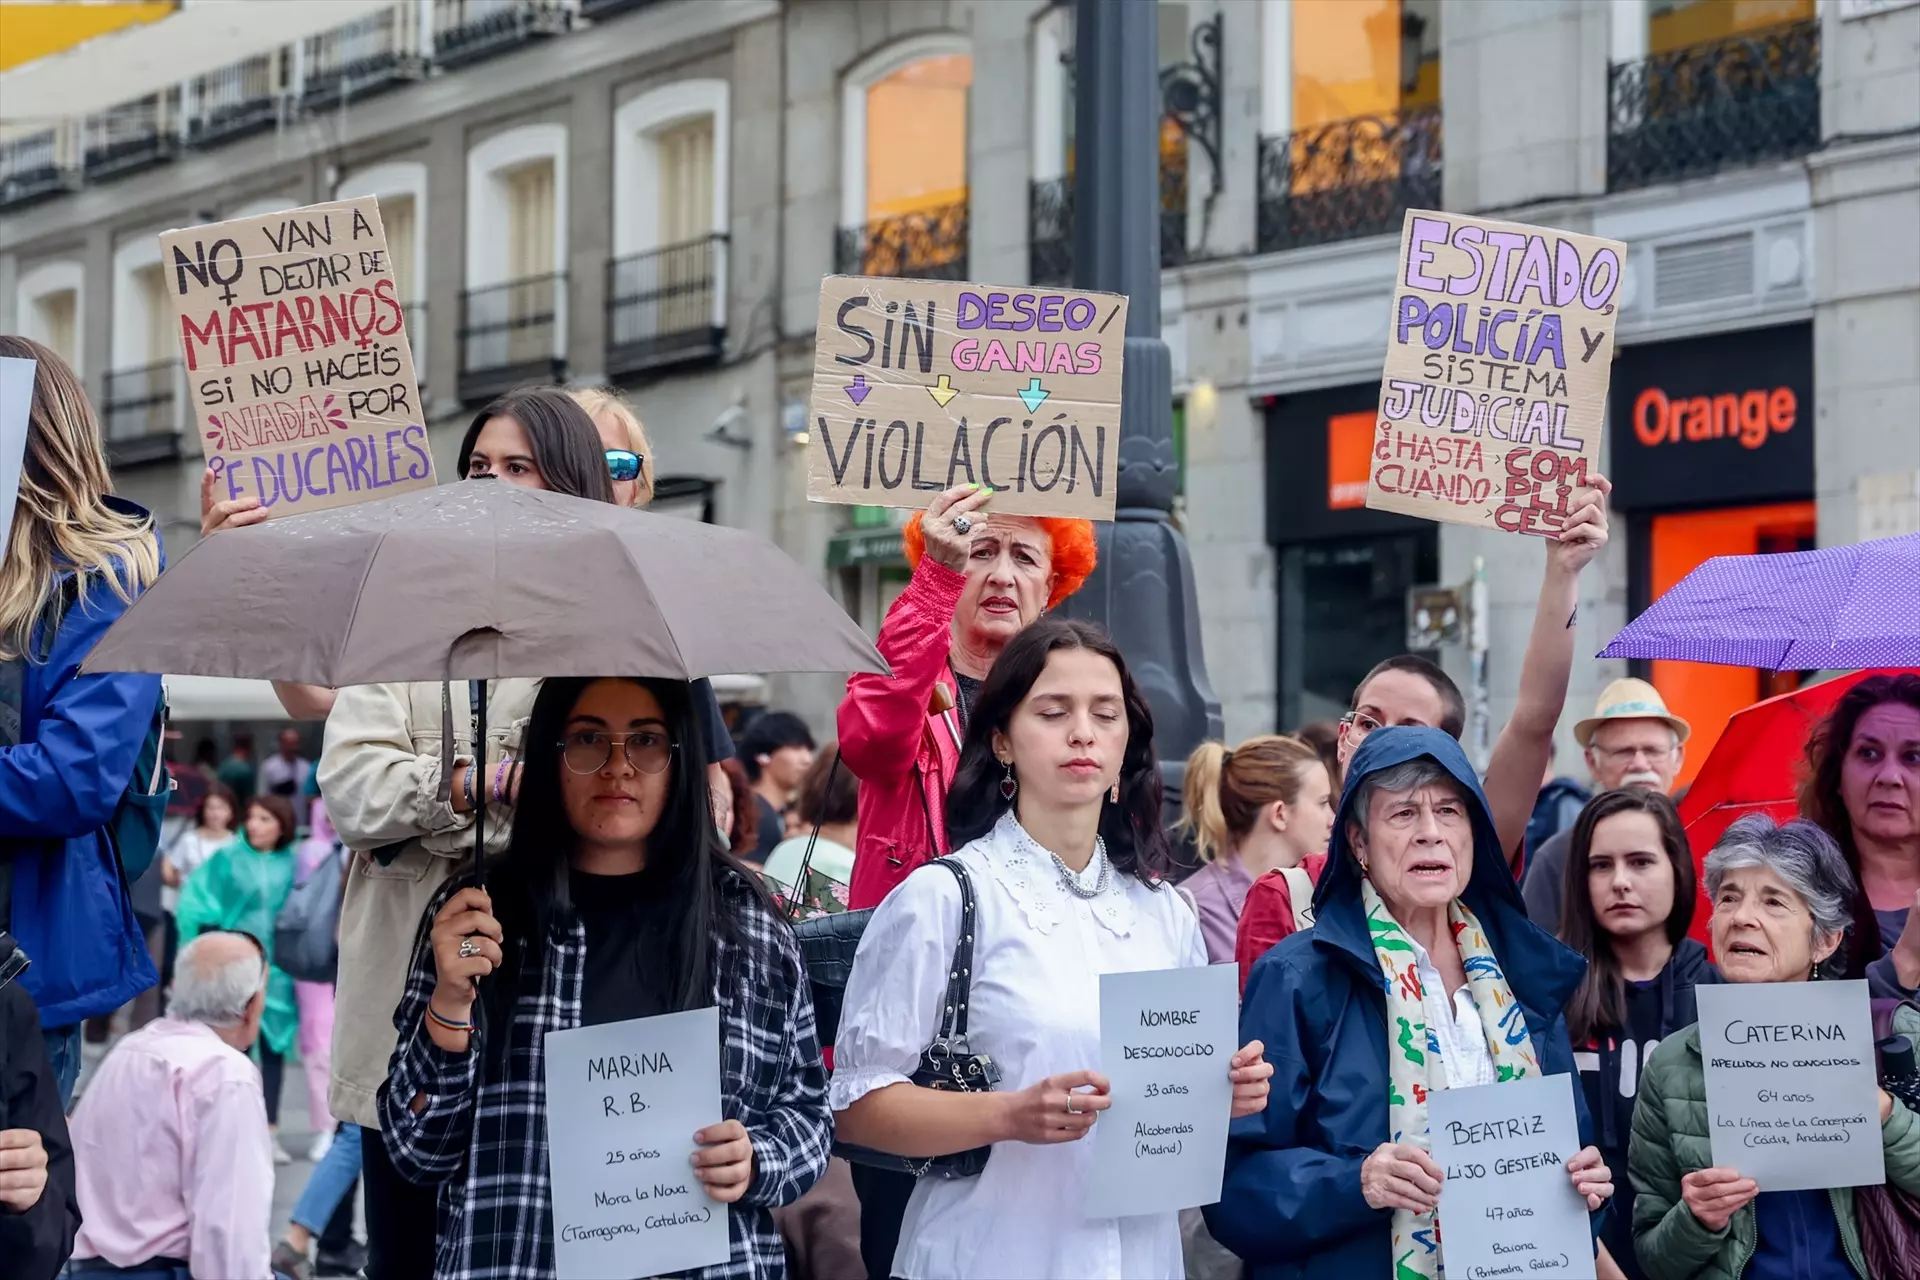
[831,618,1271,1279]
[1797,672,1920,991]
[379,675,830,1277]
[1558,789,1714,1280]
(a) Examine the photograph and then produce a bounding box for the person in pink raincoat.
[838,484,1097,912]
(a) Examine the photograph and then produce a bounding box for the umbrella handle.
[473,678,488,890]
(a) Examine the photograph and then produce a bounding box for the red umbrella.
[1680,668,1918,944]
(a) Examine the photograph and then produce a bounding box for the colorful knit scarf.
[1361,878,1541,1280]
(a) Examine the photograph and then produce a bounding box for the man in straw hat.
[1522,678,1692,934]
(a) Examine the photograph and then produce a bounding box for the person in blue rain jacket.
[0,337,164,1105]
[1208,726,1612,1280]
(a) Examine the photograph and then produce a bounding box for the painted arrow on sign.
[845,374,871,405]
[1017,378,1051,413]
[927,374,959,408]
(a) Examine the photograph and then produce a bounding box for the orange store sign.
[1631,385,1797,451]
[1327,411,1374,509]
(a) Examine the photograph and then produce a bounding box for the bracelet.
[426,1003,472,1033]
[462,760,477,812]
[493,758,513,806]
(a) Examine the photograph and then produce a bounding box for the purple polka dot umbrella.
[1600,531,1920,670]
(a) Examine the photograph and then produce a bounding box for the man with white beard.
[1523,679,1691,934]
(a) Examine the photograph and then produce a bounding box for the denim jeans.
[46,1023,82,1109]
[290,1123,363,1235]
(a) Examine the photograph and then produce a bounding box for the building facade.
[3,0,1916,763]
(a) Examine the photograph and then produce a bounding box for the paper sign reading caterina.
[807,275,1127,521]
[159,196,434,517]
[1367,210,1625,537]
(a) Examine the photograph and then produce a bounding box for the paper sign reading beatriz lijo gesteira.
[1368,210,1626,537]
[807,275,1127,522]
[159,196,435,518]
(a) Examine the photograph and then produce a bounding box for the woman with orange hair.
[837,484,1096,914]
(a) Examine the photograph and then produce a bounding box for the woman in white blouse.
[832,617,1272,1280]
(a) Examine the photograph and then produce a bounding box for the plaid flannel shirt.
[378,869,831,1280]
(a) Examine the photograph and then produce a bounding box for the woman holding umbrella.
[1798,672,1920,991]
[380,675,830,1278]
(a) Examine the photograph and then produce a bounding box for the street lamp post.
[1061,0,1222,807]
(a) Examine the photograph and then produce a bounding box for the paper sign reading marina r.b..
[807,275,1127,521]
[160,196,434,517]
[1368,209,1625,537]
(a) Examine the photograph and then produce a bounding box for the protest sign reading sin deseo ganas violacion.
[544,1007,730,1279]
[1367,210,1626,538]
[807,275,1127,522]
[159,196,435,517]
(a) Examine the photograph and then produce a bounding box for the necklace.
[1046,838,1110,899]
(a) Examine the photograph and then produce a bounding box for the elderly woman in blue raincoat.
[1207,727,1615,1279]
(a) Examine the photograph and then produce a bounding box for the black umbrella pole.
[473,679,488,891]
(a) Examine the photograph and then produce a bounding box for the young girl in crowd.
[379,676,830,1278]
[832,618,1272,1280]
[1179,734,1334,968]
[175,793,302,1162]
[1558,789,1715,1280]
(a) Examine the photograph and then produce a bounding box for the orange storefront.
[1608,323,1816,784]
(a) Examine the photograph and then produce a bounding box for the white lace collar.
[979,811,1137,939]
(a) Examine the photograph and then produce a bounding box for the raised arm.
[1482,475,1612,869]
[836,557,963,783]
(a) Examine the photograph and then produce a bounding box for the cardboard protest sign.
[1367,210,1626,537]
[0,357,32,565]
[1429,1072,1594,1277]
[1699,980,1884,1192]
[159,196,434,517]
[807,276,1127,521]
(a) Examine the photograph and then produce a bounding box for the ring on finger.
[1065,1095,1078,1115]
[951,513,973,535]
[458,938,480,959]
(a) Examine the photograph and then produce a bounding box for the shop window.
[1646,500,1816,786]
[1648,0,1813,55]
[1278,531,1438,730]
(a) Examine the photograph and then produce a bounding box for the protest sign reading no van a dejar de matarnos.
[807,275,1128,522]
[1368,210,1626,538]
[160,195,435,518]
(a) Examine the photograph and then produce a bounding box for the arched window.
[337,161,430,377]
[107,230,182,462]
[463,123,569,393]
[609,80,729,374]
[839,34,972,279]
[15,260,85,375]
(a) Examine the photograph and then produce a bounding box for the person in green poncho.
[175,792,300,1164]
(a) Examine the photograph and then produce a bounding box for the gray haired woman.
[1628,815,1920,1280]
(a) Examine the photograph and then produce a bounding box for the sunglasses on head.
[606,450,643,483]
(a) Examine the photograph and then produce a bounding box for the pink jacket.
[839,558,967,910]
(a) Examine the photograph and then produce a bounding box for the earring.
[1000,761,1018,800]
[1109,781,1120,804]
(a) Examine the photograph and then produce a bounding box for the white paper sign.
[1428,1072,1593,1279]
[0,358,33,566]
[1087,963,1239,1219]
[544,1007,730,1279]
[1698,979,1885,1192]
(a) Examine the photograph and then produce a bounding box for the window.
[15,261,84,373]
[505,159,555,280]
[382,194,418,300]
[463,123,570,385]
[135,265,171,364]
[337,162,430,369]
[656,117,714,246]
[1648,0,1812,54]
[1290,0,1438,130]
[841,35,972,277]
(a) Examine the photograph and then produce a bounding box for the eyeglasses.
[559,729,675,776]
[1590,742,1676,764]
[606,450,643,483]
[1341,711,1385,741]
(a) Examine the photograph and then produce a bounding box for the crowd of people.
[1,328,1918,1280]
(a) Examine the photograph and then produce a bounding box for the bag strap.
[924,857,979,1050]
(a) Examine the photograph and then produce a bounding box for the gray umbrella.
[84,480,887,684]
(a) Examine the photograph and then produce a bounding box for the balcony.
[186,54,285,150]
[606,234,727,380]
[579,0,663,17]
[1608,19,1820,192]
[835,201,969,281]
[431,0,572,71]
[82,95,176,182]
[300,8,427,113]
[1026,162,1205,287]
[1257,106,1443,253]
[458,274,567,404]
[102,362,183,468]
[0,126,80,210]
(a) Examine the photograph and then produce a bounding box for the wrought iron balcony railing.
[102,361,183,468]
[1608,19,1820,192]
[300,8,427,112]
[0,126,80,209]
[836,201,969,281]
[186,54,285,149]
[82,95,177,182]
[606,234,727,379]
[432,0,572,71]
[458,273,567,403]
[1027,163,1198,287]
[1257,106,1443,254]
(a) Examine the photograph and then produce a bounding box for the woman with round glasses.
[380,675,830,1278]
